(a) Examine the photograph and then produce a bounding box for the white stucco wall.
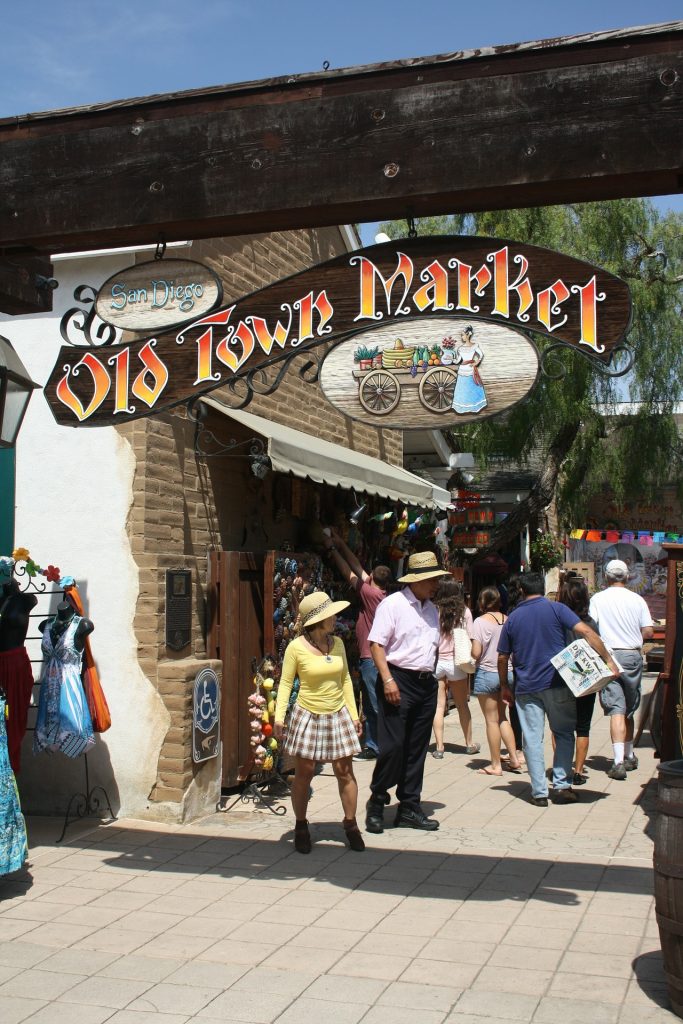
[1,254,170,818]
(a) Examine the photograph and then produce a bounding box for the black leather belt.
[389,664,434,680]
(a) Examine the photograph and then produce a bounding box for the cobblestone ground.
[0,675,677,1024]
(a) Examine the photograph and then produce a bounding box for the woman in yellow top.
[274,591,364,854]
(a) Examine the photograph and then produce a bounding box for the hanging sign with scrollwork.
[43,236,631,428]
[95,259,223,332]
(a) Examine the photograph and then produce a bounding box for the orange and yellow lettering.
[216,320,255,372]
[131,340,169,408]
[55,352,111,422]
[573,276,606,353]
[182,307,234,385]
[412,260,453,312]
[294,290,335,345]
[449,259,492,312]
[247,308,292,355]
[537,279,571,333]
[352,253,414,322]
[108,348,134,414]
[490,247,534,321]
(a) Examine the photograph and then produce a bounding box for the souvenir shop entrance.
[0,21,681,829]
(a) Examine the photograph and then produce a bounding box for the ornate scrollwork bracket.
[540,341,635,381]
[187,398,267,461]
[217,343,328,411]
[59,285,121,347]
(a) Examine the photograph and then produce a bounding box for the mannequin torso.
[39,601,94,653]
[0,582,37,653]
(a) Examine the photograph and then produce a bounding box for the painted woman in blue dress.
[451,326,487,414]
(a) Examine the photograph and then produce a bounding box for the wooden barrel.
[654,760,683,1018]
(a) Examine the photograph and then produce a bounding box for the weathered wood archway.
[0,21,681,313]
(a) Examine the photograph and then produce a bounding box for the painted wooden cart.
[353,364,458,415]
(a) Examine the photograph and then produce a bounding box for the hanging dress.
[452,343,487,414]
[0,693,28,875]
[34,616,95,758]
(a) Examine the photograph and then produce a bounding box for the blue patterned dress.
[0,694,28,875]
[34,617,94,758]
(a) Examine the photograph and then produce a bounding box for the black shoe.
[572,772,587,786]
[343,818,366,852]
[552,787,578,804]
[394,807,439,831]
[530,795,548,807]
[365,797,385,834]
[294,820,312,854]
[353,748,377,761]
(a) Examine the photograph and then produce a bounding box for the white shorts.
[435,658,467,682]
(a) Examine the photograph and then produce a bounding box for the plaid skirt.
[284,703,361,762]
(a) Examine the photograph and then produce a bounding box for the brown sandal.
[343,817,366,852]
[294,819,312,854]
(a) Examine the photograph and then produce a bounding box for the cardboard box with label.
[551,639,621,697]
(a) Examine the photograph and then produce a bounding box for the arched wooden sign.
[43,236,631,427]
[319,318,539,429]
[95,258,223,332]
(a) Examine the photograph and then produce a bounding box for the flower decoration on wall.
[12,547,30,562]
[43,565,61,583]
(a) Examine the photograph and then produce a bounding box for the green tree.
[381,201,683,549]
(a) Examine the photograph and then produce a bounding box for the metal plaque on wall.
[193,667,220,763]
[165,569,192,651]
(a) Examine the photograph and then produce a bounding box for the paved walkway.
[0,677,677,1024]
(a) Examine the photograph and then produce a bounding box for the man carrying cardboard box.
[589,559,654,780]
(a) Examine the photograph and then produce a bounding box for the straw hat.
[398,551,450,584]
[299,591,350,628]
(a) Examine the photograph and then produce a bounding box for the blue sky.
[2,1,681,242]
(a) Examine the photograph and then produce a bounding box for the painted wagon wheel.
[419,367,457,412]
[358,369,400,415]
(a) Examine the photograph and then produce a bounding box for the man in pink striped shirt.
[365,551,449,834]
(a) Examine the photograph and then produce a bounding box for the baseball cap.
[605,559,629,580]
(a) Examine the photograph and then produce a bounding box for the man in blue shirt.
[498,573,618,806]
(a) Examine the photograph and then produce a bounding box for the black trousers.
[370,664,438,812]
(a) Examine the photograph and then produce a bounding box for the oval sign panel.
[95,258,223,332]
[320,317,539,430]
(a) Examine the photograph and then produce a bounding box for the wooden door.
[208,550,267,786]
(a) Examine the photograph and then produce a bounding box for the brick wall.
[189,229,403,466]
[121,226,402,810]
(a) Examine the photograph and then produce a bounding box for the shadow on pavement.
[632,949,671,1009]
[0,820,655,908]
[488,780,609,804]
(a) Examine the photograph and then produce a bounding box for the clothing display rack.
[217,768,291,817]
[55,751,116,843]
[23,584,116,841]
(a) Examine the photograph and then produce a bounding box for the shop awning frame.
[201,398,451,510]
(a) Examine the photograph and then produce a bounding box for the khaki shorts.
[599,650,643,719]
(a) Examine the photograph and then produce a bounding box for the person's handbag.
[453,626,476,674]
[64,584,112,733]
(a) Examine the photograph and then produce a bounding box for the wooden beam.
[0,255,55,314]
[0,23,681,254]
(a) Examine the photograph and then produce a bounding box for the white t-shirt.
[588,586,653,650]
